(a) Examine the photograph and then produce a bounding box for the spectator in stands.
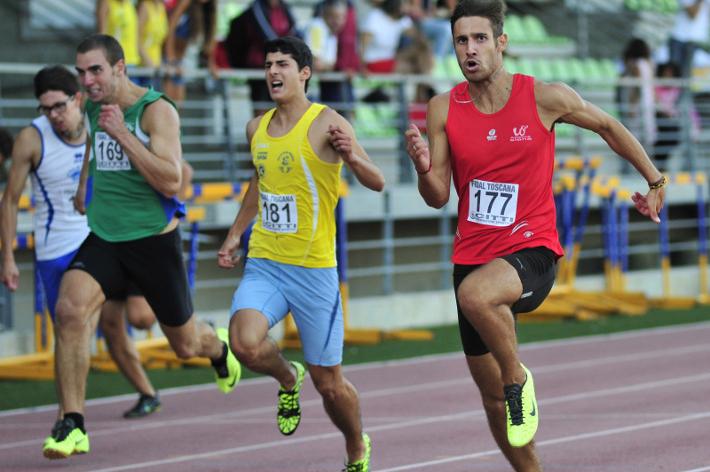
[96,0,140,68]
[224,0,299,116]
[618,38,656,156]
[410,0,456,59]
[653,62,701,171]
[136,0,169,88]
[164,0,218,106]
[0,128,13,187]
[360,0,414,73]
[668,0,710,78]
[654,62,682,172]
[404,1,666,470]
[305,0,354,115]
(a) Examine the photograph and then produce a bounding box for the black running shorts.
[69,229,193,327]
[453,246,558,356]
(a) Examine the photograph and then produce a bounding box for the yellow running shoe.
[213,328,241,394]
[277,361,305,435]
[342,433,371,472]
[504,364,539,448]
[42,418,90,459]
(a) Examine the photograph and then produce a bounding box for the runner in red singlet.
[404,1,666,470]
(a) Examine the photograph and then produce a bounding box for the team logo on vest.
[257,164,265,177]
[278,152,295,173]
[487,129,497,141]
[510,125,532,142]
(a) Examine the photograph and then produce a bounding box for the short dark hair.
[0,127,13,160]
[34,65,80,99]
[264,36,313,91]
[76,34,125,66]
[451,0,507,38]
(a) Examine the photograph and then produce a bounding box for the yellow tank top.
[139,0,168,66]
[248,103,343,268]
[106,0,139,66]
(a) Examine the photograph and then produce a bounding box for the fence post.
[219,79,237,182]
[382,190,394,294]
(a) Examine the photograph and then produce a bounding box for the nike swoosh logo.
[530,402,537,417]
[228,373,238,387]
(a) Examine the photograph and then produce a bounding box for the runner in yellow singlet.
[217,36,385,472]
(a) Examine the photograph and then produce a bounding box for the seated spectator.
[360,0,414,73]
[164,0,218,106]
[305,0,354,115]
[224,0,299,116]
[410,0,455,59]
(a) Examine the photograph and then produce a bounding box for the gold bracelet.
[648,175,667,190]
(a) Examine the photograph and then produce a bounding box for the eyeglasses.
[37,95,74,116]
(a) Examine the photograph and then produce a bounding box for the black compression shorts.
[69,228,193,327]
[453,246,557,356]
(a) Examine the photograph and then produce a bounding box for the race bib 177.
[468,179,518,227]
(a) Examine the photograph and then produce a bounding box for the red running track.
[1,322,710,471]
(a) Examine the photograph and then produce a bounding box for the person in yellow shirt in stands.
[137,0,169,88]
[96,0,140,68]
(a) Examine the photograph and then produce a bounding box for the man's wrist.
[648,175,667,190]
[416,160,432,175]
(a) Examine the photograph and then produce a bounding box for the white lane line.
[680,467,710,472]
[377,411,710,472]
[3,320,709,418]
[28,371,710,471]
[2,342,710,451]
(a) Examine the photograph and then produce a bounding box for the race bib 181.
[260,191,298,233]
[95,132,131,171]
[468,179,518,227]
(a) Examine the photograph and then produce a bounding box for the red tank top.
[446,74,563,264]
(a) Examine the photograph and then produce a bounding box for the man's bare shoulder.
[13,126,41,160]
[429,91,450,108]
[314,106,350,130]
[142,97,180,130]
[427,91,451,124]
[246,115,264,142]
[533,79,583,114]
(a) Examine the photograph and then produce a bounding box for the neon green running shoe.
[213,328,241,394]
[342,433,371,472]
[42,418,90,459]
[277,361,305,435]
[504,364,539,448]
[43,419,62,448]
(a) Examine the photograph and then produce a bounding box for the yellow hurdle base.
[0,351,55,380]
[649,297,697,310]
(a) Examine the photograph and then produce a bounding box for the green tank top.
[85,89,184,242]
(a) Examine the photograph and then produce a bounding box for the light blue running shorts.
[231,257,344,366]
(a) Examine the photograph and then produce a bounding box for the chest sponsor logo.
[486,129,497,141]
[510,125,532,142]
[256,151,267,161]
[278,152,295,173]
[74,152,83,162]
